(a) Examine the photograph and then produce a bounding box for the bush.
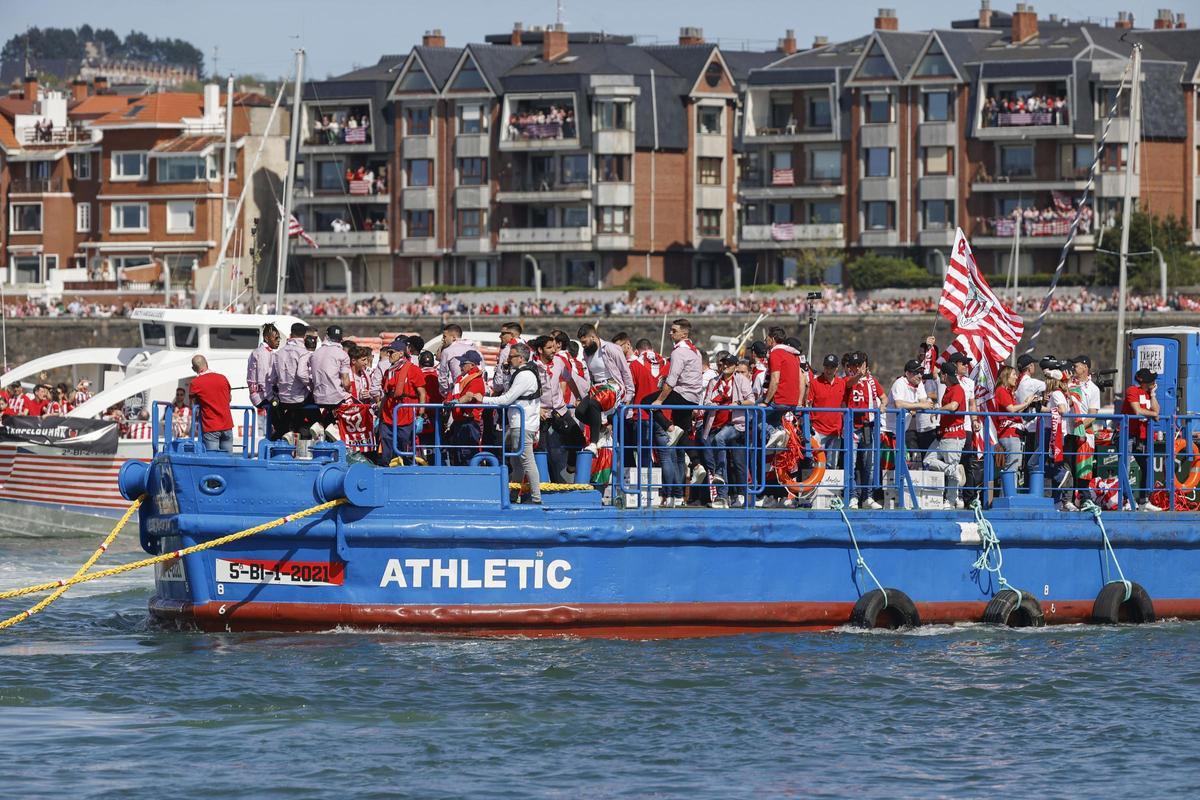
[620,275,679,291]
[844,253,940,290]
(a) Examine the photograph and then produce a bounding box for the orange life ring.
[1175,437,1200,491]
[777,436,826,498]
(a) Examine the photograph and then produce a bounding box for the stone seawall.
[2,313,1189,381]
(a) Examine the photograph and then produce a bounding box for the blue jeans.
[711,425,746,499]
[655,424,684,499]
[853,424,877,503]
[202,428,233,454]
[381,421,413,465]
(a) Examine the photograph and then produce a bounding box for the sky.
[3,0,1186,79]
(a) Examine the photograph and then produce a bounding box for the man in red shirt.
[808,354,847,468]
[923,364,968,508]
[1122,368,1161,510]
[843,352,885,509]
[762,326,806,449]
[188,355,234,453]
[379,341,427,465]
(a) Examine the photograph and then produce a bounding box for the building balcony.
[400,237,440,255]
[454,237,492,255]
[402,136,436,159]
[595,232,632,250]
[293,230,390,254]
[294,187,388,205]
[917,228,956,247]
[859,230,900,248]
[594,129,634,154]
[740,222,845,249]
[400,186,437,210]
[974,114,1072,140]
[455,186,491,209]
[455,134,489,159]
[499,128,580,151]
[975,217,1096,249]
[739,181,844,201]
[19,125,95,146]
[970,177,1089,193]
[1095,171,1140,197]
[8,177,66,194]
[497,226,592,252]
[742,126,837,144]
[303,126,374,150]
[594,183,633,206]
[495,183,591,203]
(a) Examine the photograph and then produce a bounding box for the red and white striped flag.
[938,227,1023,360]
[771,168,794,186]
[280,204,317,248]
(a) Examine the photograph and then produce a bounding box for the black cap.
[1017,354,1037,370]
[904,359,923,374]
[418,351,435,368]
[1039,356,1058,370]
[822,354,839,368]
[949,352,973,365]
[1075,355,1091,369]
[846,353,865,367]
[326,325,343,342]
[1135,368,1158,384]
[460,350,482,365]
[383,335,408,352]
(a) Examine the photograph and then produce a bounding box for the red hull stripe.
[148,599,1200,638]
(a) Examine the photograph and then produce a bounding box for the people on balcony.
[506,106,576,140]
[984,95,1067,126]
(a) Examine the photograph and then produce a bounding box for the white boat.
[0,308,303,537]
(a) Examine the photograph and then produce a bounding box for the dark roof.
[714,50,777,82]
[769,35,871,69]
[1141,61,1187,137]
[952,10,1013,29]
[1134,28,1200,78]
[875,31,928,77]
[333,55,407,82]
[936,29,1004,70]
[747,67,838,86]
[413,46,462,89]
[467,44,538,92]
[483,30,634,45]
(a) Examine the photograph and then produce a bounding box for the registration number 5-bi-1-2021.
[215,558,345,587]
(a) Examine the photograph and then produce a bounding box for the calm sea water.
[2,530,1200,799]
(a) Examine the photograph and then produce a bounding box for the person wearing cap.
[438,324,483,396]
[1014,353,1047,486]
[368,337,406,404]
[704,352,755,508]
[268,322,314,440]
[247,323,281,438]
[446,349,486,466]
[379,337,427,465]
[1067,355,1101,503]
[1122,368,1162,511]
[310,325,353,433]
[882,359,934,471]
[924,363,968,509]
[807,354,847,470]
[1042,367,1074,508]
[944,352,983,504]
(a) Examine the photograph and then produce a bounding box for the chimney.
[510,22,523,46]
[874,8,899,31]
[1115,11,1133,29]
[22,74,38,101]
[543,23,569,62]
[678,26,705,45]
[422,29,446,48]
[1012,3,1039,42]
[71,79,88,102]
[94,75,109,93]
[1177,13,1187,27]
[978,0,993,28]
[812,34,829,49]
[777,29,797,55]
[203,83,220,121]
[1154,9,1174,29]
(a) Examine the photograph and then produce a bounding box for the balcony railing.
[9,177,65,193]
[20,125,92,146]
[301,230,390,248]
[498,226,591,245]
[304,126,372,146]
[741,223,844,244]
[981,104,1069,129]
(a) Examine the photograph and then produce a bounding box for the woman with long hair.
[1042,369,1072,508]
[923,364,968,509]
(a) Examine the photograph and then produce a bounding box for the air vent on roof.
[559,55,578,63]
[123,104,144,118]
[987,39,1008,48]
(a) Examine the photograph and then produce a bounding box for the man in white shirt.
[1069,354,1102,499]
[479,343,542,505]
[882,360,934,468]
[1015,354,1049,486]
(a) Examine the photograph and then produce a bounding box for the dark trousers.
[575,396,605,445]
[381,421,414,465]
[539,419,568,482]
[449,418,481,466]
[1130,440,1151,503]
[652,391,696,431]
[277,403,309,438]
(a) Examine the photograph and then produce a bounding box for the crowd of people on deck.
[983,95,1068,125]
[0,379,92,418]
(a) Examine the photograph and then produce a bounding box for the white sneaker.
[1064,501,1079,512]
[690,465,708,485]
[954,499,965,510]
[758,496,777,509]
[665,426,685,448]
[864,498,883,510]
[767,429,789,449]
[1139,502,1164,512]
[848,498,860,510]
[730,494,744,508]
[711,498,729,509]
[310,422,325,440]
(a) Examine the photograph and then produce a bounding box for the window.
[11,203,42,233]
[140,322,168,347]
[595,100,630,131]
[406,159,433,187]
[1099,86,1130,117]
[1062,144,1092,178]
[211,327,261,350]
[458,157,487,186]
[922,200,953,229]
[405,106,431,136]
[562,206,589,228]
[923,91,951,122]
[457,209,483,238]
[398,66,434,93]
[30,160,52,179]
[865,147,891,178]
[865,201,893,230]
[697,209,722,237]
[999,145,1034,177]
[111,151,147,179]
[167,201,196,233]
[174,326,199,349]
[808,200,842,224]
[856,41,894,79]
[11,255,40,283]
[598,206,629,234]
[807,94,831,130]
[596,155,629,183]
[997,197,1022,218]
[770,96,793,130]
[809,148,841,181]
[561,154,590,184]
[865,95,891,124]
[458,104,487,134]
[771,150,792,171]
[923,146,950,175]
[530,206,553,227]
[111,202,148,232]
[73,152,91,180]
[1101,144,1127,172]
[316,160,344,190]
[405,210,433,237]
[698,157,723,185]
[769,203,793,224]
[697,106,723,135]
[158,156,213,182]
[914,42,954,77]
[451,62,489,92]
[76,202,91,232]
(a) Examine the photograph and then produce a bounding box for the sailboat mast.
[1113,43,1142,389]
[275,49,306,311]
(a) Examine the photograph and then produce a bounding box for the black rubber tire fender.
[1091,581,1156,624]
[849,588,921,629]
[982,588,1046,628]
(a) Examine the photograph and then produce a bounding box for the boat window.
[174,325,198,349]
[211,327,260,350]
[141,322,167,347]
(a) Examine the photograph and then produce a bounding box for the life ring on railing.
[776,436,826,498]
[1174,437,1200,492]
[1091,581,1156,624]
[849,588,921,629]
[982,588,1045,627]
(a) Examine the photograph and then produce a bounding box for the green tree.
[845,252,940,290]
[1095,212,1199,292]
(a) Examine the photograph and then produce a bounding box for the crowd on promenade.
[5,288,1200,320]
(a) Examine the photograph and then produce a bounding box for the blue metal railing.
[386,403,527,466]
[151,400,258,457]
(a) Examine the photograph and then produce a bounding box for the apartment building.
[739,4,1200,280]
[386,25,774,290]
[0,76,287,297]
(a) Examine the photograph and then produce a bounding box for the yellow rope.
[508,482,594,492]
[0,498,346,630]
[0,495,144,629]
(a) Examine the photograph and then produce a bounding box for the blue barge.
[121,405,1200,636]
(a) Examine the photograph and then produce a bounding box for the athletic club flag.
[279,204,317,248]
[938,227,1024,360]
